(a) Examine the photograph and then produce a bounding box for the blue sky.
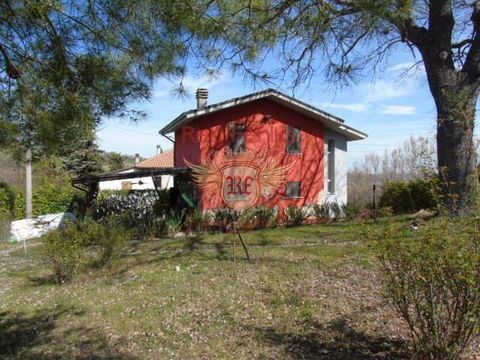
[97,51,445,167]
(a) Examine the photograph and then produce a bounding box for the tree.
[62,137,103,177]
[201,1,480,214]
[0,0,221,159]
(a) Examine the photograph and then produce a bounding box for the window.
[327,139,335,193]
[286,126,301,154]
[229,122,246,153]
[286,181,301,198]
[152,176,162,190]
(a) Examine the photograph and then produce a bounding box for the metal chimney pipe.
[196,88,208,110]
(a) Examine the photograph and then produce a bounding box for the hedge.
[0,183,81,220]
[379,179,438,214]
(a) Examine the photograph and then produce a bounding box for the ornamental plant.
[371,217,480,360]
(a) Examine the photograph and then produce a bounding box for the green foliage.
[285,205,307,227]
[379,179,438,214]
[371,218,480,360]
[94,191,162,237]
[238,205,276,230]
[213,208,240,232]
[62,138,103,176]
[42,218,129,283]
[0,1,237,157]
[329,202,343,221]
[183,209,210,234]
[84,219,129,267]
[41,224,89,284]
[0,181,16,219]
[313,203,330,223]
[166,215,182,235]
[341,203,361,221]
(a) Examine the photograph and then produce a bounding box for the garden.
[0,182,479,359]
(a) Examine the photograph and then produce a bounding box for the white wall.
[98,169,174,191]
[321,129,348,205]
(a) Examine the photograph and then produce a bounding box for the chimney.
[196,88,208,110]
[156,145,163,155]
[134,153,140,164]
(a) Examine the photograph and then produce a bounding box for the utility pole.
[25,147,32,219]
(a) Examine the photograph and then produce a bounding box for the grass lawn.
[0,217,455,359]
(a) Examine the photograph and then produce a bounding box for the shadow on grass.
[253,317,410,359]
[0,305,136,359]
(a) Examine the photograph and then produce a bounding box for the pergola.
[72,167,190,213]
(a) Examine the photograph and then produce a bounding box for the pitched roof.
[135,149,174,169]
[159,88,367,141]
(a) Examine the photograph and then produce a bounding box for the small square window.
[229,122,246,153]
[286,126,301,154]
[286,181,301,198]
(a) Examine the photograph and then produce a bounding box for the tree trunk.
[435,95,478,214]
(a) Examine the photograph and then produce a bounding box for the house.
[159,88,367,212]
[98,149,174,191]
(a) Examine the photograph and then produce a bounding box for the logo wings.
[184,152,295,198]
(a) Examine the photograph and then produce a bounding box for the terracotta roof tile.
[135,149,174,168]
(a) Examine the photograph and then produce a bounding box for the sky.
[97,49,448,168]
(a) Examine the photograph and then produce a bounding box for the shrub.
[83,218,129,266]
[379,179,438,214]
[313,203,330,223]
[212,207,240,232]
[183,209,210,234]
[42,225,88,284]
[238,206,276,230]
[372,218,480,360]
[329,202,343,221]
[166,215,182,235]
[94,191,163,237]
[42,219,129,283]
[341,203,361,220]
[285,205,306,227]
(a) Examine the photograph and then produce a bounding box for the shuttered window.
[229,123,246,153]
[286,181,301,198]
[286,126,301,154]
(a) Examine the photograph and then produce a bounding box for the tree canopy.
[0,0,226,158]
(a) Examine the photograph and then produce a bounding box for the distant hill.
[0,151,135,191]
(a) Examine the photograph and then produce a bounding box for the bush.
[329,202,343,221]
[183,209,210,234]
[0,183,80,220]
[285,205,306,227]
[341,203,361,220]
[94,191,162,237]
[313,203,330,223]
[379,179,438,214]
[42,224,88,284]
[42,219,129,283]
[212,207,240,232]
[166,215,182,235]
[372,218,480,360]
[238,206,276,230]
[84,218,129,266]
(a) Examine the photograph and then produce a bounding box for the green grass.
[0,218,414,359]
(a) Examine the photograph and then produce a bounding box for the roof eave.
[159,89,368,140]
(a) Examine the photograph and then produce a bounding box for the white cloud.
[388,62,425,77]
[321,102,370,113]
[378,105,416,115]
[360,79,414,102]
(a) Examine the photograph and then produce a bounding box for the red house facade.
[160,89,367,212]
